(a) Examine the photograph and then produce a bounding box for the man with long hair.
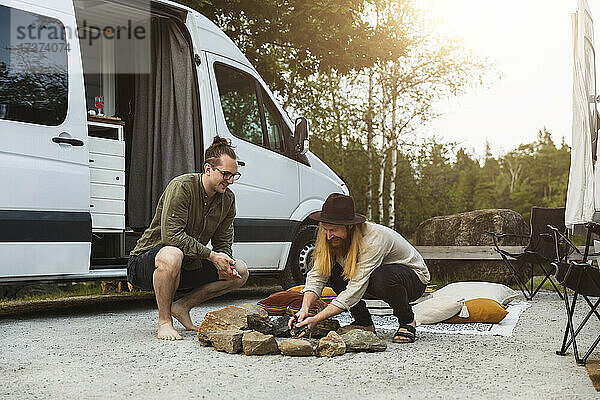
[292,193,429,343]
[127,136,249,340]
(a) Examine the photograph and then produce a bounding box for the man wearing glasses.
[127,136,248,340]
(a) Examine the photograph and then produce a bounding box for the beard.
[327,235,351,257]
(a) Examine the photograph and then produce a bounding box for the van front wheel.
[278,225,317,289]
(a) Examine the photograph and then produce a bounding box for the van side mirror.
[294,117,309,155]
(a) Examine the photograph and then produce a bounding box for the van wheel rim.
[298,242,314,278]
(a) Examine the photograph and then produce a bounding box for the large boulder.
[414,209,529,284]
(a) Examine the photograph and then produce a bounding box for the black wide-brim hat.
[309,193,366,225]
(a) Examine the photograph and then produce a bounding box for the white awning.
[566,0,597,230]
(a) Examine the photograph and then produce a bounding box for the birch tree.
[368,0,489,228]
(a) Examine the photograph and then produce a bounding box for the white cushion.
[413,295,463,325]
[432,282,518,305]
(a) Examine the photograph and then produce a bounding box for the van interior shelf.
[87,115,126,126]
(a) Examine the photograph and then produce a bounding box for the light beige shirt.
[303,222,430,311]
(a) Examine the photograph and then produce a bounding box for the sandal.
[393,324,416,343]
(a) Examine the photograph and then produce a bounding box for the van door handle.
[52,137,84,146]
[237,160,246,166]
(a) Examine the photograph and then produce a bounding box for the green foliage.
[177,1,570,236]
[183,0,403,96]
[310,128,571,236]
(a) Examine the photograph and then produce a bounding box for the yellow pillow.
[444,298,508,324]
[287,285,337,302]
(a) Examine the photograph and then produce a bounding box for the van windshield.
[0,5,68,126]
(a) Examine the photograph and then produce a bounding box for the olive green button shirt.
[131,173,236,270]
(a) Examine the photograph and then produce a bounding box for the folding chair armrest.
[546,224,583,257]
[485,231,529,239]
[585,221,600,235]
[485,231,528,251]
[497,248,524,258]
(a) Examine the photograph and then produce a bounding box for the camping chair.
[488,207,566,300]
[551,222,600,365]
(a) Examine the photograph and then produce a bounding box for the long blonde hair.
[312,222,364,280]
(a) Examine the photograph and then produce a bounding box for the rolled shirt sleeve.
[302,256,329,297]
[210,197,236,258]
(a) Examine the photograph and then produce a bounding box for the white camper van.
[0,0,347,289]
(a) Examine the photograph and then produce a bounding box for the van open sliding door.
[0,1,91,280]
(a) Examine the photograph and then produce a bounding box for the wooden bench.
[414,246,588,261]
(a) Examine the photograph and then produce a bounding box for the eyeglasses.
[208,163,241,182]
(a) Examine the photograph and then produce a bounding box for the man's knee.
[233,259,249,286]
[369,267,390,288]
[155,246,183,275]
[367,265,399,297]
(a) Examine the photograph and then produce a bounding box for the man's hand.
[288,308,309,330]
[294,316,318,338]
[209,251,240,280]
[290,303,344,338]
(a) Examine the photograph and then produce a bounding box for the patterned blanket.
[333,301,531,337]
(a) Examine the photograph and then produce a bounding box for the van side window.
[214,63,263,147]
[0,5,68,126]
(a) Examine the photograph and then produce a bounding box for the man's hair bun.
[211,136,232,147]
[205,135,237,166]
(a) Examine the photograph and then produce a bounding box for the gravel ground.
[1,291,598,399]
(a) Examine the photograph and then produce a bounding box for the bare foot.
[157,322,182,340]
[171,301,198,331]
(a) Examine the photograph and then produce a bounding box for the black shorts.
[127,245,219,291]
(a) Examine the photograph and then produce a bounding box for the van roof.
[31,1,251,69]
[156,0,254,70]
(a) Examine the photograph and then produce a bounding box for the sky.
[416,0,598,157]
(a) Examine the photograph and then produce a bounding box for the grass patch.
[0,282,103,303]
[0,276,281,304]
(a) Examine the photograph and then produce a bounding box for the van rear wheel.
[278,225,317,289]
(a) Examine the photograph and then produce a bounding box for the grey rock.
[238,304,273,334]
[206,330,244,354]
[270,316,291,337]
[336,325,375,335]
[242,331,279,355]
[307,338,320,349]
[340,329,387,352]
[316,331,346,357]
[278,338,313,356]
[311,318,341,338]
[289,318,341,339]
[289,318,310,338]
[414,209,529,284]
